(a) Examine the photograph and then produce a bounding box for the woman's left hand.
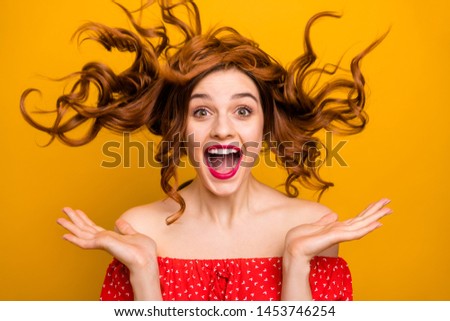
[284,198,392,263]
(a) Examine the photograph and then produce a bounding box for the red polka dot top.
[100,256,352,301]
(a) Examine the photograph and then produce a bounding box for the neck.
[182,175,261,227]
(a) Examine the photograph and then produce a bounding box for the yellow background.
[1,0,449,300]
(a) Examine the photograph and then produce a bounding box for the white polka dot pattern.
[100,256,352,301]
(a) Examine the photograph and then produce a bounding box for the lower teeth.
[207,153,238,172]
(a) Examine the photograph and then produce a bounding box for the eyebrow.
[190,92,259,103]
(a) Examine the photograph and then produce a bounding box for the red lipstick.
[204,145,242,180]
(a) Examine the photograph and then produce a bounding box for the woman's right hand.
[57,207,157,272]
[58,207,162,300]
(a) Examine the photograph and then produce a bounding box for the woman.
[21,0,390,301]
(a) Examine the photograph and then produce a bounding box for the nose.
[210,114,235,140]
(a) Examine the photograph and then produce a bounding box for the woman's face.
[186,68,264,196]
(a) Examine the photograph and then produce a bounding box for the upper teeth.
[208,148,239,155]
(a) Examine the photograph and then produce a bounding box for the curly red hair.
[20,0,387,224]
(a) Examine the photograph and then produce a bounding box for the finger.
[62,207,85,226]
[325,221,382,245]
[339,221,383,242]
[62,207,98,234]
[75,209,104,233]
[351,206,392,229]
[115,219,137,235]
[315,212,338,226]
[57,217,95,240]
[62,207,94,230]
[62,233,99,250]
[351,198,391,222]
[357,198,390,216]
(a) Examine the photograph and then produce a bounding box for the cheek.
[185,125,206,166]
[185,123,204,145]
[240,126,264,165]
[246,118,264,142]
[241,141,262,169]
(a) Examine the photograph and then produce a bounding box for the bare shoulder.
[286,197,339,257]
[118,198,176,236]
[283,197,334,225]
[266,193,339,257]
[258,186,333,225]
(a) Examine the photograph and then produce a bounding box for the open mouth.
[204,145,243,180]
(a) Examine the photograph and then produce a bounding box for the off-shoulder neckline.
[157,256,342,262]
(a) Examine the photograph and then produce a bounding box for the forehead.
[191,69,260,98]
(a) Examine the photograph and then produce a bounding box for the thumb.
[316,212,338,225]
[115,219,137,235]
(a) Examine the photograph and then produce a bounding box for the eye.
[193,108,210,118]
[236,106,252,117]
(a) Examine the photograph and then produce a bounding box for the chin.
[197,166,250,197]
[189,143,259,196]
